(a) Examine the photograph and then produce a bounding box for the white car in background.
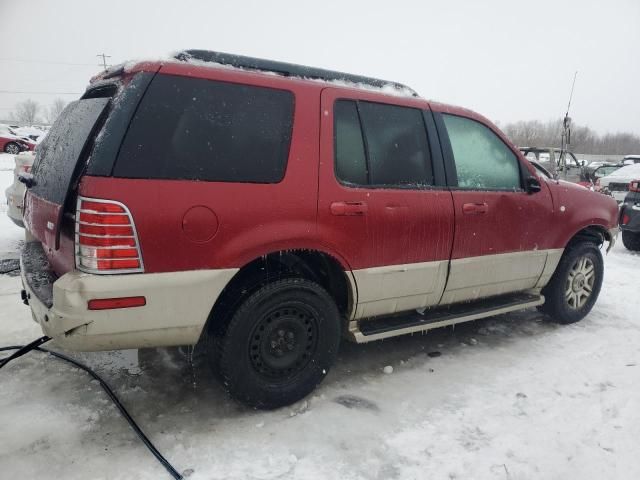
[598,163,640,203]
[4,152,35,227]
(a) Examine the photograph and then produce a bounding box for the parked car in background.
[519,147,585,183]
[583,161,620,184]
[0,125,36,154]
[19,50,619,409]
[12,126,47,142]
[620,180,640,251]
[598,163,640,203]
[622,155,640,165]
[4,152,35,227]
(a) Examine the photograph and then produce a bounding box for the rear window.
[31,98,110,205]
[114,74,295,183]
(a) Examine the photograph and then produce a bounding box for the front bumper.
[20,242,238,351]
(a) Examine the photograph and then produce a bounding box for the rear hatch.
[21,68,159,277]
[23,96,111,274]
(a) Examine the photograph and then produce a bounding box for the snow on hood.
[600,163,640,185]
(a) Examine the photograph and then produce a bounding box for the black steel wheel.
[214,278,341,409]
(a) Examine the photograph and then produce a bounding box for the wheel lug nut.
[278,330,285,337]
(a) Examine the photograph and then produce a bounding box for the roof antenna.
[558,71,578,177]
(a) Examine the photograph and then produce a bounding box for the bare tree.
[11,99,40,124]
[502,119,640,155]
[46,98,67,123]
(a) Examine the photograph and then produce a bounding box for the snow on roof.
[108,51,419,99]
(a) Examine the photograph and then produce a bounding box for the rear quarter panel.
[78,78,330,273]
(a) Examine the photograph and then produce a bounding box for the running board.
[351,293,544,343]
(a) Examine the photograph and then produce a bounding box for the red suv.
[19,50,619,408]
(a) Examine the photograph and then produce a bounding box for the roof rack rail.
[174,49,418,96]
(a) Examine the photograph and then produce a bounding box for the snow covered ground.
[1,151,639,479]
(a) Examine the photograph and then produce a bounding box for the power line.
[97,53,112,70]
[0,58,99,67]
[0,90,81,95]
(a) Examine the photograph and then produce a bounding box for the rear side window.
[334,101,367,185]
[115,75,294,183]
[334,100,433,187]
[442,114,521,190]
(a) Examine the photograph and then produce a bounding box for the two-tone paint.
[22,59,619,351]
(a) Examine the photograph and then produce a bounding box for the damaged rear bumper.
[20,242,238,351]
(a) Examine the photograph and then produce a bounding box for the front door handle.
[462,202,488,215]
[330,201,368,216]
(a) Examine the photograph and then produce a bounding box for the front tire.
[540,242,604,324]
[215,278,341,409]
[4,142,20,155]
[622,230,640,251]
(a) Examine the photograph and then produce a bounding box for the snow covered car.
[4,153,35,227]
[619,180,640,251]
[0,125,36,154]
[597,163,640,203]
[19,50,620,408]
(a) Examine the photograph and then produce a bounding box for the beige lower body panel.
[23,267,238,351]
[352,260,448,318]
[439,250,559,305]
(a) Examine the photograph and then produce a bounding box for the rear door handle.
[462,202,488,215]
[330,201,368,216]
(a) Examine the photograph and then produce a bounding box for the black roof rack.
[174,49,418,96]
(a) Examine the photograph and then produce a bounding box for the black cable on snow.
[0,342,183,480]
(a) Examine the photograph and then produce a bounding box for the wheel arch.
[198,248,355,344]
[565,224,613,250]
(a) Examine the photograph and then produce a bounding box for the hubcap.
[249,306,318,380]
[565,256,595,310]
[6,144,19,155]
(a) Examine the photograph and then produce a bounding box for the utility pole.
[96,53,112,71]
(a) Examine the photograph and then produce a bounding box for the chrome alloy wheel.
[5,143,20,155]
[565,256,595,309]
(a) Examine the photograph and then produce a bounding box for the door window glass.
[442,114,521,190]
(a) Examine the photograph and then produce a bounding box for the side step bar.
[350,293,544,343]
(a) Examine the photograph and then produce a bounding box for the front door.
[434,111,557,304]
[317,88,455,318]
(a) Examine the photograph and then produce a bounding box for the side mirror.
[526,176,541,194]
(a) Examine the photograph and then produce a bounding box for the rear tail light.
[75,196,144,274]
[621,213,630,225]
[629,180,640,192]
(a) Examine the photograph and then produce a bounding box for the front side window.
[115,74,294,183]
[442,114,521,190]
[334,99,433,187]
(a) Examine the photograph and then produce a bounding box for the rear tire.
[215,278,341,409]
[540,242,603,324]
[4,142,20,155]
[622,230,640,251]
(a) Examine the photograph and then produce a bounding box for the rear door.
[318,88,454,318]
[434,111,556,304]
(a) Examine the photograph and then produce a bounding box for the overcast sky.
[1,0,638,135]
